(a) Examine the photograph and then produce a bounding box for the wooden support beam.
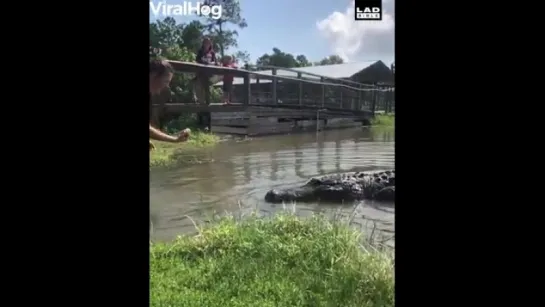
[272,68,277,104]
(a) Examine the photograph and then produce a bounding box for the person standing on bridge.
[149,59,191,150]
[193,37,217,104]
[221,55,237,105]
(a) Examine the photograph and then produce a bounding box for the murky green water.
[150,127,395,246]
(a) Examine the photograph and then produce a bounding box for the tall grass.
[371,114,395,127]
[150,211,394,307]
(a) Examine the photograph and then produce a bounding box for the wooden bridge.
[151,60,395,136]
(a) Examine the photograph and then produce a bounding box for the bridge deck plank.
[151,103,373,116]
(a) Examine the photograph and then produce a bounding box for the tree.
[203,0,248,58]
[295,55,311,67]
[181,20,206,52]
[255,49,346,69]
[255,48,311,69]
[149,18,204,54]
[149,17,183,48]
[233,50,250,65]
[315,55,344,66]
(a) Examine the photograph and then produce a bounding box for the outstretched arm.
[149,124,178,142]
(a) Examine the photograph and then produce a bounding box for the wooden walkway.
[151,61,393,136]
[152,103,373,116]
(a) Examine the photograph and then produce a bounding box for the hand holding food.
[176,128,191,142]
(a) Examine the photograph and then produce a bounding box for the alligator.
[264,170,395,203]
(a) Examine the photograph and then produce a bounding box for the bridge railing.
[162,61,395,114]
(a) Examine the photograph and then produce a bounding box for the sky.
[149,0,395,65]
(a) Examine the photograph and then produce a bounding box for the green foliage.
[255,48,345,69]
[204,0,248,58]
[371,114,395,127]
[296,54,311,67]
[150,18,206,51]
[163,114,200,133]
[150,213,394,307]
[255,48,309,68]
[182,20,208,52]
[315,55,345,66]
[233,50,250,65]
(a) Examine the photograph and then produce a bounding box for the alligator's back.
[305,170,395,186]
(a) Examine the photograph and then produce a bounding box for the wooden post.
[378,87,381,112]
[384,88,391,114]
[357,85,362,111]
[298,72,303,106]
[272,68,277,104]
[321,77,325,108]
[390,87,395,112]
[316,110,320,132]
[205,75,211,105]
[256,76,260,103]
[370,83,377,115]
[243,72,251,105]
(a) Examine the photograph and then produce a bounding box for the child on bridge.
[221,55,237,105]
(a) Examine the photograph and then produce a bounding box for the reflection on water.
[150,127,395,245]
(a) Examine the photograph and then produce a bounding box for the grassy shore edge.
[150,213,394,307]
[150,131,220,167]
[371,114,395,127]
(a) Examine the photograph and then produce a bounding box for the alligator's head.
[264,176,367,203]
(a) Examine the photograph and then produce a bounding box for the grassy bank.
[371,114,395,127]
[150,115,220,167]
[150,131,220,167]
[150,213,394,307]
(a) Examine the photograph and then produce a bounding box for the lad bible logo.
[355,0,382,21]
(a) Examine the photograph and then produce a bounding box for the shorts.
[195,74,211,87]
[222,82,232,93]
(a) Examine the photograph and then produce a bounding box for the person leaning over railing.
[149,59,191,150]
